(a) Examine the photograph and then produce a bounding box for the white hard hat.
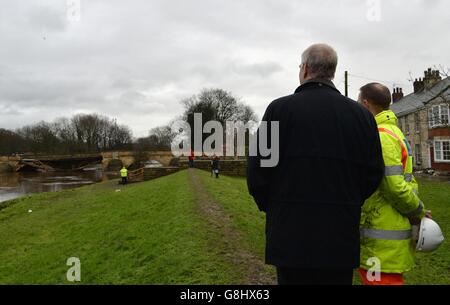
[415,218,445,252]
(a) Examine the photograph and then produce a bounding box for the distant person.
[357,83,431,285]
[210,155,214,177]
[247,43,384,285]
[120,166,128,185]
[211,155,220,178]
[188,150,195,168]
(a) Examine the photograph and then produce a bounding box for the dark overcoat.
[247,79,384,269]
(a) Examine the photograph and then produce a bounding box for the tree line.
[0,114,132,155]
[0,88,257,156]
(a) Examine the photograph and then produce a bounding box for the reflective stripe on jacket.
[360,110,426,274]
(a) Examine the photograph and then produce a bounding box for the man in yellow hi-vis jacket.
[357,83,431,285]
[120,166,128,185]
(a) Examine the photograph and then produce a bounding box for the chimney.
[413,78,424,93]
[392,87,404,103]
[423,67,442,90]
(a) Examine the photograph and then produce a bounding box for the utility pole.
[344,71,348,97]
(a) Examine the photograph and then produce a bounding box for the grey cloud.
[0,0,448,134]
[27,3,67,32]
[229,60,283,78]
[0,105,23,116]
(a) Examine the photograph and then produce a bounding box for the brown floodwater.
[1,170,447,204]
[0,170,118,203]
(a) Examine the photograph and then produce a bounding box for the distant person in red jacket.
[188,150,195,168]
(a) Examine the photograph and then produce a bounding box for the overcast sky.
[0,0,448,137]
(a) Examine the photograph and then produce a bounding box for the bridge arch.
[101,151,175,170]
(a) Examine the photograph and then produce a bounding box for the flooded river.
[0,170,118,203]
[0,170,447,204]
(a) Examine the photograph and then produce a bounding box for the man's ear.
[302,64,308,79]
[362,99,371,109]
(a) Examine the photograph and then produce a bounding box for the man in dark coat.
[211,155,220,178]
[247,43,384,285]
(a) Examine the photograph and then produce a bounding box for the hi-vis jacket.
[120,168,128,178]
[360,110,426,274]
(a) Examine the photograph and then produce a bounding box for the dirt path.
[188,169,276,285]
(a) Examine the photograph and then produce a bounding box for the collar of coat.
[375,110,398,126]
[294,78,340,94]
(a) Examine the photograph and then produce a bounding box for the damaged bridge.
[14,154,103,172]
[0,151,175,173]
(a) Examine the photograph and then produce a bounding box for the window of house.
[414,113,420,132]
[428,104,450,128]
[415,144,422,165]
[434,139,450,162]
[441,105,450,125]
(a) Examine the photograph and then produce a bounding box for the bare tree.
[434,64,450,78]
[16,122,60,154]
[133,124,175,152]
[5,114,133,155]
[0,129,26,155]
[53,117,78,154]
[182,88,257,124]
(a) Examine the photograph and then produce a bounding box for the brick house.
[391,68,450,173]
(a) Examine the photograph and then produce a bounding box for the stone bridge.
[0,151,176,172]
[0,155,20,172]
[100,151,175,170]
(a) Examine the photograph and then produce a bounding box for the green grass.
[196,171,276,279]
[0,170,235,284]
[0,169,448,284]
[196,171,267,259]
[197,170,450,285]
[404,179,450,285]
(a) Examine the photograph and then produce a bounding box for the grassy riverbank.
[0,171,235,284]
[0,169,448,284]
[197,171,450,285]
